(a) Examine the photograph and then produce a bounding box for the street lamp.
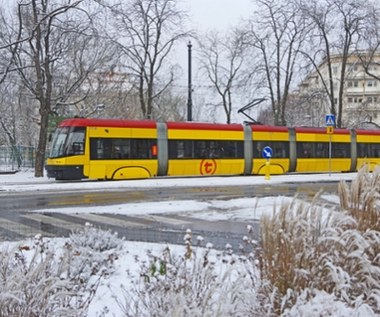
[187,41,192,121]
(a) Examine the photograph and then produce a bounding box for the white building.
[299,52,380,128]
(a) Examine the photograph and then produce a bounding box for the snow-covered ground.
[0,170,361,316]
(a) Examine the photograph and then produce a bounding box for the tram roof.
[59,118,380,135]
[59,118,157,129]
[166,121,243,131]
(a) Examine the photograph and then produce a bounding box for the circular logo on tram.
[200,159,217,175]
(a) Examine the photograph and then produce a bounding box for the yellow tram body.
[355,129,380,172]
[45,118,380,181]
[166,122,245,177]
[251,125,290,175]
[295,127,351,173]
[84,125,158,180]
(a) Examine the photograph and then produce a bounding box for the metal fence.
[0,146,36,171]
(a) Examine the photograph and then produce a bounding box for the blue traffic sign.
[325,114,335,126]
[262,146,273,159]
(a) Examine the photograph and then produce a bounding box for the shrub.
[114,229,260,317]
[0,224,123,317]
[258,168,380,316]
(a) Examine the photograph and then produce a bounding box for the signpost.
[325,114,335,176]
[262,146,273,180]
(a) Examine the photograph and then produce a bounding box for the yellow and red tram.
[45,118,380,180]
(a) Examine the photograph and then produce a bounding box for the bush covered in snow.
[114,229,260,317]
[259,167,380,316]
[0,225,123,317]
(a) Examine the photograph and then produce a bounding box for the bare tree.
[245,0,308,126]
[74,66,142,119]
[95,0,190,119]
[11,0,110,177]
[154,88,187,121]
[356,3,380,81]
[0,5,31,166]
[300,0,372,127]
[198,29,246,124]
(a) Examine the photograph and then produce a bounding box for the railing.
[0,146,36,172]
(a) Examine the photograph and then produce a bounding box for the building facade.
[298,52,380,128]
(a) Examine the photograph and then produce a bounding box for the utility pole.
[187,41,192,121]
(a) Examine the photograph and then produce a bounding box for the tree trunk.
[35,109,49,177]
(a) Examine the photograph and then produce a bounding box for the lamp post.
[187,41,192,121]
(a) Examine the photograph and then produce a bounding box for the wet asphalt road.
[0,180,342,250]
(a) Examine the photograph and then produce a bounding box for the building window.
[354,81,359,88]
[368,80,377,87]
[333,66,338,74]
[368,97,373,103]
[348,97,353,103]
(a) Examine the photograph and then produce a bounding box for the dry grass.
[339,166,380,232]
[259,194,328,314]
[258,167,380,315]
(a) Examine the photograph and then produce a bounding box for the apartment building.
[298,52,380,128]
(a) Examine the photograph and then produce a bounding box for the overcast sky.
[174,0,255,123]
[182,0,253,31]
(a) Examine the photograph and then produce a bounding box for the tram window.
[90,138,156,160]
[168,140,193,159]
[358,143,368,157]
[194,140,208,158]
[297,142,350,158]
[130,139,155,159]
[168,140,178,158]
[316,143,328,158]
[209,141,220,158]
[253,141,289,158]
[113,139,130,159]
[169,139,243,159]
[297,142,313,158]
[194,140,243,159]
[64,127,85,156]
[373,144,380,157]
[332,143,350,158]
[358,143,380,157]
[222,141,244,158]
[90,138,107,159]
[272,141,289,158]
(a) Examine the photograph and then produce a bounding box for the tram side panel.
[85,125,159,180]
[294,127,351,173]
[250,125,290,175]
[355,129,380,171]
[166,122,245,177]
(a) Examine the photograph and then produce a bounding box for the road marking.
[0,218,54,238]
[21,214,83,231]
[67,213,146,228]
[0,213,191,241]
[140,215,191,226]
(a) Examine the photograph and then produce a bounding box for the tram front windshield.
[49,127,85,158]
